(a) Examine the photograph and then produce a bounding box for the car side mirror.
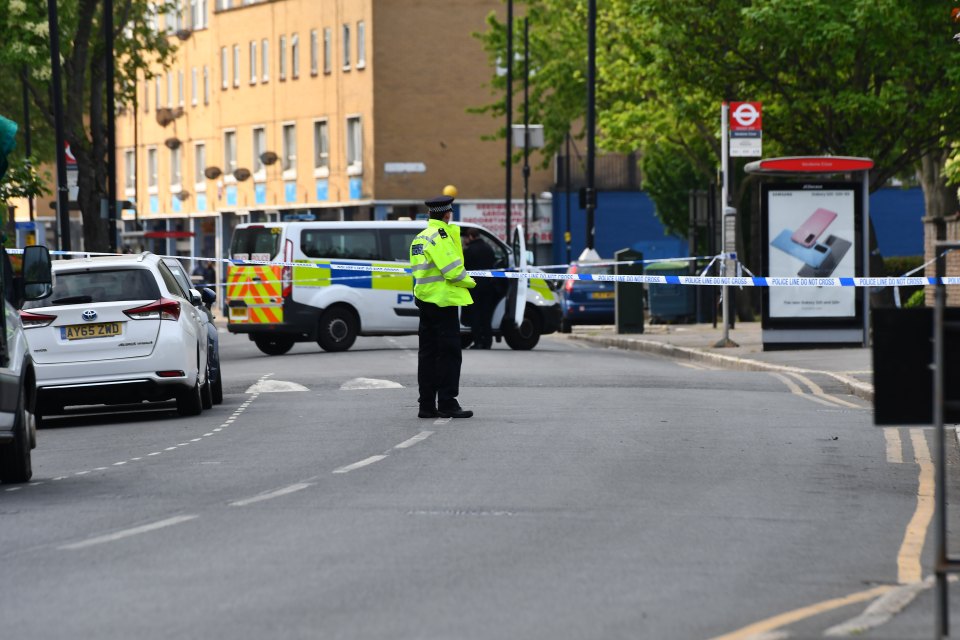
[21,245,53,302]
[188,288,203,306]
[200,287,216,307]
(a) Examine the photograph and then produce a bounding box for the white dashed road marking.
[59,515,199,550]
[333,455,388,474]
[394,431,434,449]
[230,482,313,507]
[340,377,404,390]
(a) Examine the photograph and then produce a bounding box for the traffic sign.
[730,102,762,130]
[729,101,762,157]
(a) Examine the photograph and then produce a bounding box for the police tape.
[19,249,960,287]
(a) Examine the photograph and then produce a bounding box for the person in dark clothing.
[462,227,497,349]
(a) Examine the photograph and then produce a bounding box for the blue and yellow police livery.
[225,221,561,355]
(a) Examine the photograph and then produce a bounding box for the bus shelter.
[744,156,873,349]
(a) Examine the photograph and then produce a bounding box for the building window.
[178,70,184,106]
[190,0,207,30]
[252,126,266,180]
[346,116,362,175]
[232,45,240,88]
[220,47,228,89]
[223,130,237,177]
[279,35,287,81]
[166,71,173,106]
[165,3,182,34]
[191,67,198,106]
[342,24,351,70]
[261,38,269,82]
[282,123,297,176]
[310,29,318,76]
[291,33,300,79]
[154,76,161,110]
[147,147,158,190]
[194,142,207,186]
[203,65,210,104]
[170,146,182,190]
[144,80,150,113]
[124,149,136,192]
[249,41,257,84]
[356,21,366,69]
[323,27,332,74]
[313,120,329,176]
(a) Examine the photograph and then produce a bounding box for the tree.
[0,0,176,252]
[475,0,960,239]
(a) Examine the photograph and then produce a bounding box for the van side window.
[380,229,420,262]
[301,229,379,260]
[474,229,510,269]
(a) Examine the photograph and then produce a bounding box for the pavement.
[564,321,874,402]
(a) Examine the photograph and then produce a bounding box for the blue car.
[559,263,615,333]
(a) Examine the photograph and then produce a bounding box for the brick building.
[110,0,552,264]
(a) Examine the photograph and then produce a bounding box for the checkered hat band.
[428,205,452,213]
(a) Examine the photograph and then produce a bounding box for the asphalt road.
[0,330,938,639]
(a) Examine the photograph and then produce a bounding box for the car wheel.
[254,336,295,356]
[211,370,224,405]
[317,307,358,352]
[560,318,572,334]
[0,383,32,483]
[503,306,542,350]
[176,379,203,416]
[200,367,214,410]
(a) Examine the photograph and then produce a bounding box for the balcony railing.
[554,152,641,191]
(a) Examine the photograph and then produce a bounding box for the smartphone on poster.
[770,229,832,269]
[797,235,851,278]
[791,208,837,247]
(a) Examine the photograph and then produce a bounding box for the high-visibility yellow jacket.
[409,219,476,307]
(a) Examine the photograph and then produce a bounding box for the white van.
[225,221,561,355]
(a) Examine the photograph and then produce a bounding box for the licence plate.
[229,307,249,321]
[591,291,615,299]
[61,322,122,340]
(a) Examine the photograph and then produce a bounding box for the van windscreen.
[231,227,282,260]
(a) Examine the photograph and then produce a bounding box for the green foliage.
[0,155,49,204]
[883,256,924,278]
[904,289,926,308]
[473,0,960,237]
[641,140,713,236]
[0,0,178,251]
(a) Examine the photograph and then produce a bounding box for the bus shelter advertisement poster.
[766,186,856,319]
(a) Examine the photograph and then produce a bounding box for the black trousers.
[469,281,496,348]
[416,299,463,410]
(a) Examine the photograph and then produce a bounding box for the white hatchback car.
[21,252,211,424]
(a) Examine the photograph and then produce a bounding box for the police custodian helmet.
[425,195,454,214]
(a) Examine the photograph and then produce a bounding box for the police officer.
[462,227,496,349]
[410,195,477,419]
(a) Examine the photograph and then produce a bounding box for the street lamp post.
[47,0,70,252]
[579,0,599,262]
[105,0,118,253]
[504,0,513,241]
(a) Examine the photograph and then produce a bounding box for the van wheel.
[0,383,32,483]
[503,307,541,350]
[318,307,358,352]
[254,336,295,355]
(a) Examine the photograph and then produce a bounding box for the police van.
[226,221,561,355]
